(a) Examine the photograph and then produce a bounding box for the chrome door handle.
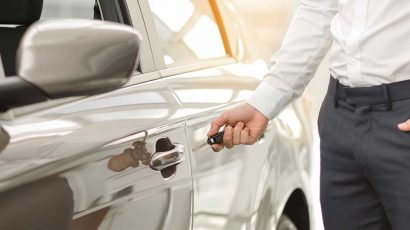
[149,144,185,171]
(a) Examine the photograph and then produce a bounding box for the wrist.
[246,102,269,122]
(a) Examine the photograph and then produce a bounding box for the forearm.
[248,0,338,119]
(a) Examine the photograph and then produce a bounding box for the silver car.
[0,0,313,229]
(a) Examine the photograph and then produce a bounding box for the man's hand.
[398,120,410,131]
[208,103,269,152]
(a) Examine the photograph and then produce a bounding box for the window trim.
[137,0,167,71]
[125,0,156,74]
[159,57,235,78]
[96,0,132,25]
[124,71,161,86]
[115,0,133,25]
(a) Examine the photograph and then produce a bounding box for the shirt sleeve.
[247,0,338,119]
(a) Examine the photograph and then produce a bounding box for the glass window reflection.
[41,0,96,20]
[148,0,226,66]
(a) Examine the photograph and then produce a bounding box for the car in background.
[0,0,313,229]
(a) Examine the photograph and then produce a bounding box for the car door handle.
[149,144,185,171]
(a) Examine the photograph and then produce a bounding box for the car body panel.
[0,79,192,229]
[162,61,282,229]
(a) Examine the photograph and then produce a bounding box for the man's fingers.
[208,114,228,137]
[224,126,234,149]
[398,119,410,131]
[240,127,253,145]
[211,126,254,152]
[233,122,244,145]
[211,144,224,152]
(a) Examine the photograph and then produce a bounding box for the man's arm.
[248,0,338,119]
[208,0,338,151]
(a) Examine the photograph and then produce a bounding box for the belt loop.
[333,79,339,108]
[382,84,392,111]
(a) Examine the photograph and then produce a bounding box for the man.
[208,0,410,229]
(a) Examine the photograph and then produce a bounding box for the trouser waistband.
[328,76,410,110]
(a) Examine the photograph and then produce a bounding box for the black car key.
[207,131,224,145]
[192,131,224,152]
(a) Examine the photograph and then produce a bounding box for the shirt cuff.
[247,79,291,120]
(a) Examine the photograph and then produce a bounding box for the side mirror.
[0,19,141,112]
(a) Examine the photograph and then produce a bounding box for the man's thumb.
[208,115,228,136]
[398,120,410,131]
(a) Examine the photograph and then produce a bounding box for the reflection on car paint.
[0,177,74,229]
[62,123,192,229]
[0,82,179,184]
[0,127,9,153]
[108,131,150,172]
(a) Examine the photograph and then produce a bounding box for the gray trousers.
[319,77,410,230]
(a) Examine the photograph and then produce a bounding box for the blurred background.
[231,0,331,229]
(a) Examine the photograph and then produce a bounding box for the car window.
[41,0,141,73]
[0,0,97,78]
[41,0,97,20]
[0,0,142,78]
[41,0,132,25]
[148,0,226,67]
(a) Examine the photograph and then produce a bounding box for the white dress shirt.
[248,0,410,119]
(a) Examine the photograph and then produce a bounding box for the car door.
[0,1,192,229]
[141,0,283,229]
